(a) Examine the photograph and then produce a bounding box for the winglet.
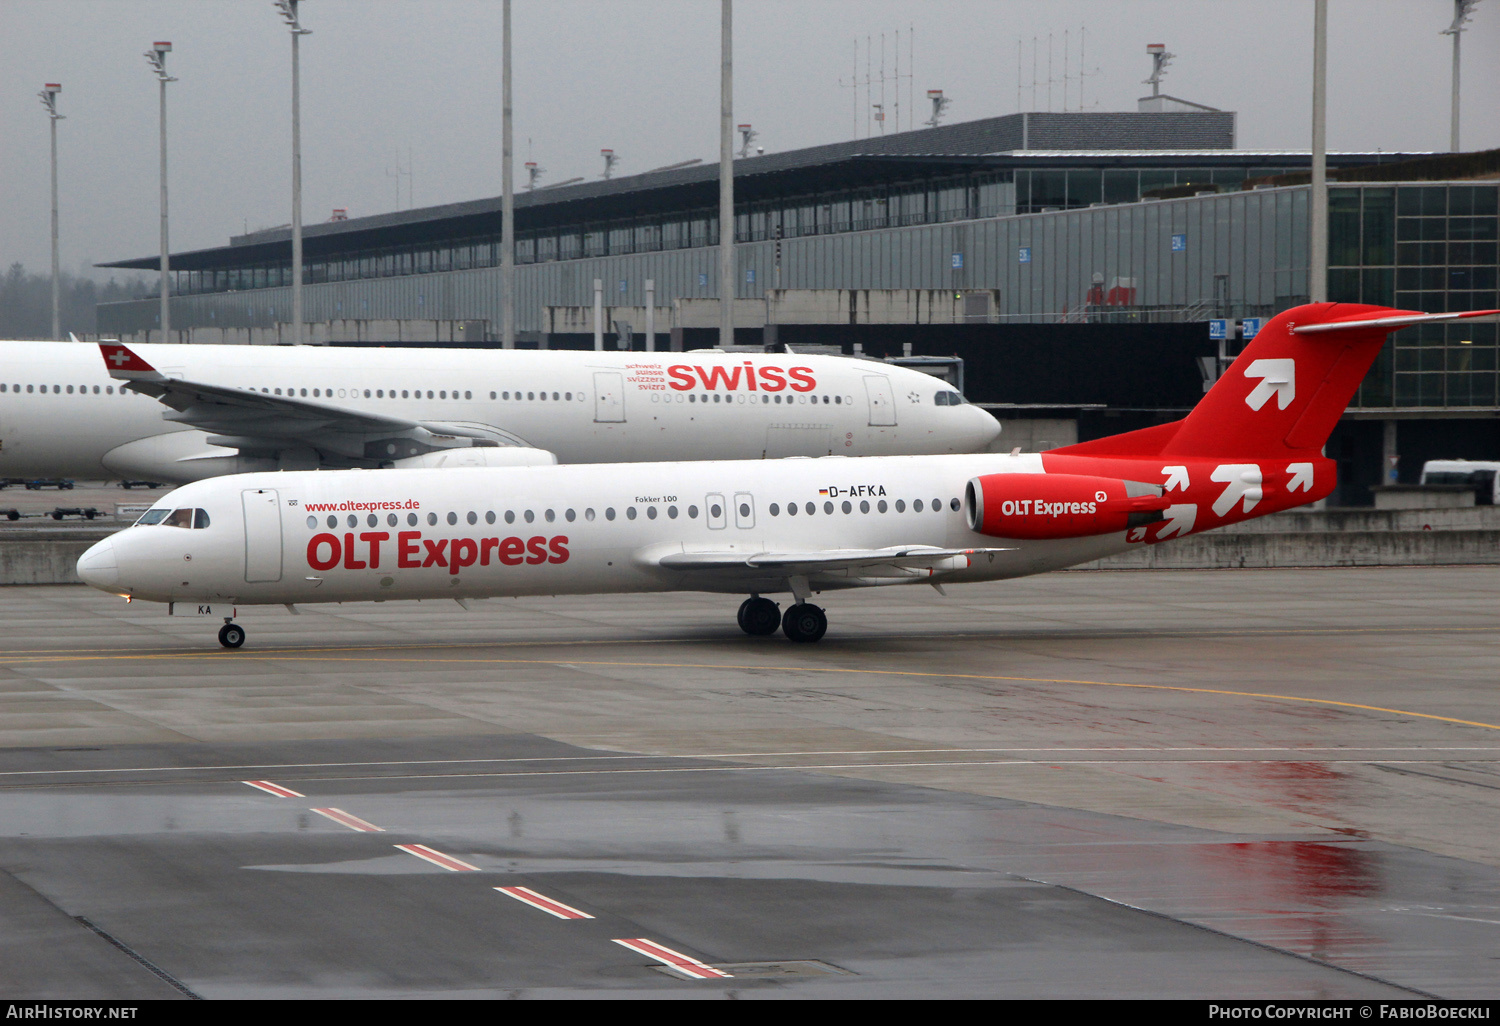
[98,341,162,379]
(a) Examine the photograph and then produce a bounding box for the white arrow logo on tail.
[1286,462,1314,493]
[1211,464,1263,516]
[1244,358,1295,411]
[1155,503,1197,540]
[1161,466,1189,492]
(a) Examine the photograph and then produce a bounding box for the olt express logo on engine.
[998,498,1101,518]
[306,530,568,576]
[667,363,817,393]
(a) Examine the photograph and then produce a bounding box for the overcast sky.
[2,0,1496,278]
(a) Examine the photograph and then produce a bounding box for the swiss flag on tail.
[98,342,161,378]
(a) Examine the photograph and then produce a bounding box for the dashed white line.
[495,885,595,920]
[310,807,384,832]
[613,937,732,979]
[243,780,304,797]
[395,843,480,872]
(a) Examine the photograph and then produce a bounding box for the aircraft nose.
[972,406,1003,451]
[76,539,119,590]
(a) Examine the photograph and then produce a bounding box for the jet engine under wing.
[654,544,1012,578]
[99,341,532,463]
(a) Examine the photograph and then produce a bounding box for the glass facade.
[1334,185,1500,409]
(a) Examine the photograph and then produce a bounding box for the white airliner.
[76,303,1499,647]
[0,340,999,482]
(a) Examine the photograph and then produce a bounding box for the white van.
[1419,460,1500,505]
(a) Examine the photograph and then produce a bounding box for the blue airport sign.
[951,253,964,269]
[1018,247,1031,263]
[618,280,627,293]
[746,268,756,283]
[1171,233,1187,252]
[1241,317,1263,339]
[698,273,709,287]
[1208,319,1228,340]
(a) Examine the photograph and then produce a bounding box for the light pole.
[1309,0,1328,304]
[1443,1,1483,152]
[38,83,63,341]
[144,42,176,342]
[718,0,734,349]
[276,0,311,345]
[501,0,515,349]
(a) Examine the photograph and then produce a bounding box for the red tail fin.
[1053,303,1499,460]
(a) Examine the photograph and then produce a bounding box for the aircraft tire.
[781,603,827,643]
[738,596,781,636]
[218,623,246,649]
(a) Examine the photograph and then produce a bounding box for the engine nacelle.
[389,446,557,469]
[965,472,1168,540]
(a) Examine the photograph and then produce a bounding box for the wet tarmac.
[0,567,1496,998]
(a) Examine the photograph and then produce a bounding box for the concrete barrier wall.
[0,528,114,585]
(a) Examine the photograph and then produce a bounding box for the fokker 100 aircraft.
[76,303,1498,647]
[0,340,1000,482]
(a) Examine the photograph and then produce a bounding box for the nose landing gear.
[218,618,245,649]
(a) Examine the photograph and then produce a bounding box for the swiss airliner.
[77,303,1497,646]
[0,341,999,481]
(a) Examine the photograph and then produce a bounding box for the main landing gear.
[218,618,245,649]
[737,595,828,642]
[737,596,781,636]
[780,602,827,643]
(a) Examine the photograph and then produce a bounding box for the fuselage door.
[242,488,283,583]
[706,492,727,530]
[593,371,625,423]
[864,374,897,427]
[733,492,755,529]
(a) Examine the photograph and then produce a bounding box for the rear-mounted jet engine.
[965,472,1168,540]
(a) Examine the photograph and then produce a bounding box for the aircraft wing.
[99,341,529,461]
[655,545,1012,577]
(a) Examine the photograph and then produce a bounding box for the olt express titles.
[665,364,818,393]
[307,530,569,576]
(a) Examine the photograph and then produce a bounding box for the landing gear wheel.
[737,596,781,636]
[218,623,245,649]
[781,603,827,643]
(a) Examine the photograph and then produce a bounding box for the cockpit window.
[934,390,964,406]
[135,508,170,526]
[156,508,211,529]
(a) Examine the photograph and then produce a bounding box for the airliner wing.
[656,545,1012,576]
[98,341,527,461]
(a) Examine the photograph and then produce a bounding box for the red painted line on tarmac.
[310,807,384,832]
[494,885,594,920]
[395,843,480,872]
[243,780,304,798]
[613,938,732,979]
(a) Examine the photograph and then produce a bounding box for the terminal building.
[97,107,1500,504]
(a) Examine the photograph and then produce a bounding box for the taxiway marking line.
[310,807,383,832]
[613,938,731,979]
[395,844,479,872]
[495,886,594,920]
[218,654,1500,734]
[5,746,1498,779]
[243,780,303,798]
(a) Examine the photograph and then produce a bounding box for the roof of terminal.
[99,110,1428,272]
